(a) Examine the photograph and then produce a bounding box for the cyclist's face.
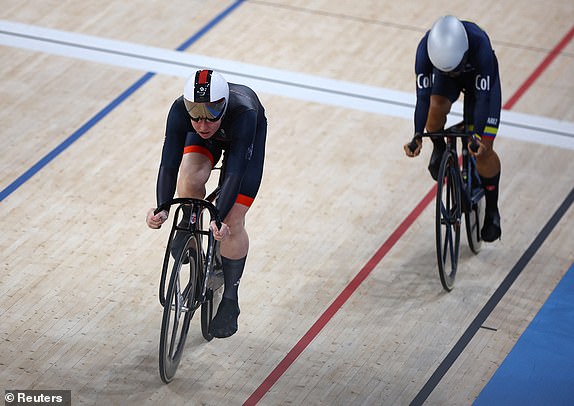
[191,117,222,139]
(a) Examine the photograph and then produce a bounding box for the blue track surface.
[475,263,574,405]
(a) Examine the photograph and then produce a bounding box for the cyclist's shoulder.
[461,20,488,34]
[462,20,493,49]
[415,32,433,71]
[166,96,192,129]
[229,84,262,108]
[227,83,264,120]
[167,95,187,117]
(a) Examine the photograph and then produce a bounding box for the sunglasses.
[184,98,226,122]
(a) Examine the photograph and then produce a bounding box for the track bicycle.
[154,176,225,383]
[408,122,485,291]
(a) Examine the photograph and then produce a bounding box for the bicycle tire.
[158,233,200,383]
[465,192,484,255]
[464,157,484,254]
[435,151,462,291]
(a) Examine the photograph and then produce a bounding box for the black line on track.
[410,185,574,405]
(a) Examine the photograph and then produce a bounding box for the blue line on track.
[411,185,574,405]
[0,0,244,202]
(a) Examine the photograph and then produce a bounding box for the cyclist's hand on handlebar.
[210,220,230,241]
[404,134,422,157]
[469,134,486,158]
[146,208,168,229]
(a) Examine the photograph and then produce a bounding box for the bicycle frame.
[156,164,226,383]
[461,143,485,212]
[156,197,221,307]
[428,127,484,213]
[412,122,486,290]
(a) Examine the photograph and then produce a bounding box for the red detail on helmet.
[197,69,209,84]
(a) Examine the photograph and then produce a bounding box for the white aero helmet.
[427,15,469,72]
[183,69,229,121]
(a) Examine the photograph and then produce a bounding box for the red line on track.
[243,24,574,406]
[503,25,574,110]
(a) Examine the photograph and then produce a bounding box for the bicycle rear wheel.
[200,249,224,341]
[159,234,200,383]
[435,151,462,291]
[465,190,484,255]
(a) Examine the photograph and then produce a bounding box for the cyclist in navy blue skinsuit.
[146,69,267,338]
[404,15,502,242]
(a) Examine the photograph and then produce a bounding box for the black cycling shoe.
[209,298,240,338]
[481,209,501,242]
[170,229,193,264]
[428,142,446,181]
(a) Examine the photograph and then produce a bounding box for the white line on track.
[1,20,573,149]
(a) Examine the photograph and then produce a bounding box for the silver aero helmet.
[427,15,469,72]
[183,69,229,122]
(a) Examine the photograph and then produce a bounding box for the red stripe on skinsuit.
[183,145,215,167]
[236,194,254,207]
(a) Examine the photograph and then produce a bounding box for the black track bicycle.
[408,122,485,291]
[154,179,224,383]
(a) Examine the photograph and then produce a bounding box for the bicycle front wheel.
[159,234,200,383]
[435,151,462,291]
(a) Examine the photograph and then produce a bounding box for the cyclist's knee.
[476,137,497,160]
[177,154,212,197]
[426,96,451,131]
[177,171,207,198]
[225,213,246,233]
[224,204,250,231]
[480,136,495,151]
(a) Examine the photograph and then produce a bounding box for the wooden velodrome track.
[1,1,573,405]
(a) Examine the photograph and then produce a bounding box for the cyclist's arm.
[406,36,432,156]
[216,109,258,220]
[156,166,178,208]
[471,41,496,137]
[414,35,433,135]
[156,100,188,208]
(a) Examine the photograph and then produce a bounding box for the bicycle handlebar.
[407,126,480,154]
[154,197,222,229]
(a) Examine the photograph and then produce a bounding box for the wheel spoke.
[169,280,182,358]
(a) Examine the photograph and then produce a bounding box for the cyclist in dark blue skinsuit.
[146,69,267,338]
[404,15,502,242]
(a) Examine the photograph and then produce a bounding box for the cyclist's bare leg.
[177,152,212,199]
[220,203,250,260]
[169,152,213,261]
[426,95,451,180]
[426,95,451,132]
[210,203,250,338]
[474,137,501,178]
[474,136,502,241]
